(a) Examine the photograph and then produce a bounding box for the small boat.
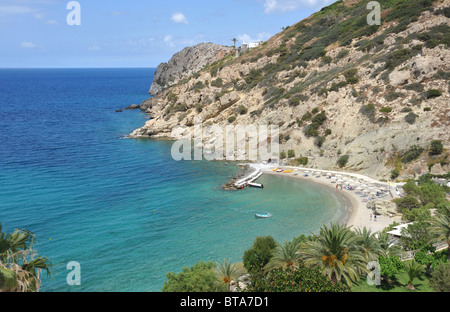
[248,182,264,188]
[255,213,272,218]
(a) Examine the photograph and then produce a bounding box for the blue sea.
[0,68,345,292]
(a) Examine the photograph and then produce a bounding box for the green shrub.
[337,155,349,168]
[402,145,424,163]
[210,78,223,87]
[166,91,178,104]
[384,91,401,101]
[162,261,226,292]
[321,55,333,64]
[245,69,264,88]
[304,125,319,138]
[296,157,309,166]
[173,103,188,112]
[426,89,442,99]
[385,49,414,70]
[405,112,418,124]
[280,151,287,159]
[360,103,376,122]
[403,83,425,92]
[423,107,431,112]
[289,96,300,106]
[336,49,349,59]
[329,81,348,92]
[429,140,443,156]
[315,136,326,148]
[247,265,350,292]
[430,262,450,292]
[228,115,236,123]
[191,81,205,91]
[301,111,312,121]
[391,168,400,179]
[288,149,296,158]
[380,107,393,113]
[237,105,248,115]
[318,88,328,97]
[343,68,358,80]
[299,45,326,61]
[242,236,277,274]
[210,67,218,77]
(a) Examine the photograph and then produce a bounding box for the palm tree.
[404,260,424,290]
[0,224,52,292]
[428,205,450,260]
[297,223,367,287]
[231,38,238,50]
[377,231,404,257]
[355,227,384,262]
[265,240,302,270]
[215,259,243,292]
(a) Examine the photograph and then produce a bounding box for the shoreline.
[253,164,403,233]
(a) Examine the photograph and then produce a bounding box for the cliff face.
[149,43,235,96]
[133,0,450,180]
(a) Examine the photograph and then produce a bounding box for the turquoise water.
[0,69,344,292]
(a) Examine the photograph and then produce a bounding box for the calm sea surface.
[0,68,344,291]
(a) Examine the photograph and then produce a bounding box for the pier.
[234,167,264,188]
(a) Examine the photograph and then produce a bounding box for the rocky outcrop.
[149,43,234,96]
[367,200,399,217]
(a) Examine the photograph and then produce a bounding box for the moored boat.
[255,213,272,218]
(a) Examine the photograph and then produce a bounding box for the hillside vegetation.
[131,0,450,180]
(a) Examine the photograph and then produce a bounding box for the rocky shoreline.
[222,164,254,191]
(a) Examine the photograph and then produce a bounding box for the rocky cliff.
[149,43,235,96]
[132,0,450,181]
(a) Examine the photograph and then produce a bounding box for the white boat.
[255,213,272,218]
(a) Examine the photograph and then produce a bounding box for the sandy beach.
[252,164,403,233]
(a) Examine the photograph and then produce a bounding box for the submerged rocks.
[124,104,141,110]
[222,164,252,191]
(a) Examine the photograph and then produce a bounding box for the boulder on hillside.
[367,199,399,217]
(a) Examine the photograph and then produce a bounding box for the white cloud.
[110,11,128,16]
[170,12,189,24]
[0,5,35,16]
[164,35,175,47]
[88,44,101,51]
[263,0,332,14]
[45,19,57,24]
[237,32,272,44]
[20,41,36,48]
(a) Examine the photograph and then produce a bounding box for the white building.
[241,41,262,50]
[387,223,413,238]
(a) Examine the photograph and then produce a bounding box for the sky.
[0,0,334,68]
